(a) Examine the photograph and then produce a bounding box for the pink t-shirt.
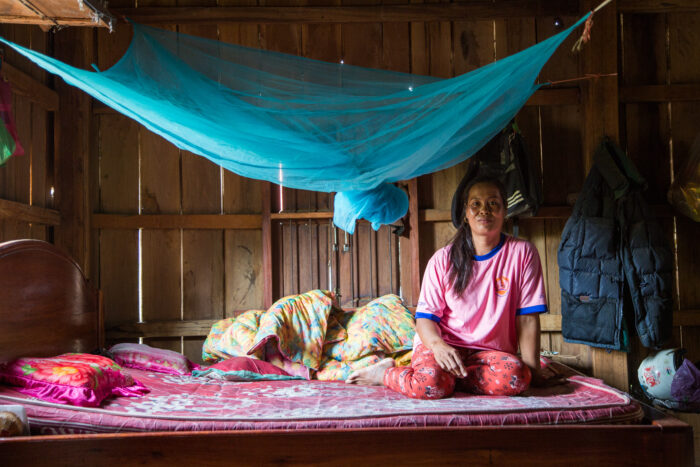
[414,234,547,354]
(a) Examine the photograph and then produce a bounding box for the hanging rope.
[572,15,594,53]
[572,0,614,53]
[544,72,618,87]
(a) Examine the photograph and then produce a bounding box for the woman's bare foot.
[345,358,395,386]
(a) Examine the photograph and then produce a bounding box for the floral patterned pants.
[383,344,532,400]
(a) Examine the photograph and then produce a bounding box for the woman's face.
[464,182,506,237]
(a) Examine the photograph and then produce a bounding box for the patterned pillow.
[324,294,415,362]
[192,357,302,381]
[110,343,200,375]
[201,317,236,362]
[202,310,265,363]
[0,353,149,407]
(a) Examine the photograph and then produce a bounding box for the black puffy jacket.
[558,138,673,350]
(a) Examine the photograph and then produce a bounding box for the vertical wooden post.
[581,0,628,391]
[52,27,94,275]
[262,181,273,309]
[408,178,420,306]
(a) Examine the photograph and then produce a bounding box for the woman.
[346,176,564,399]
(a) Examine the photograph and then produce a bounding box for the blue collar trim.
[473,234,506,261]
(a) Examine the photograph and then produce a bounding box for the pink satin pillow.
[0,353,149,407]
[110,343,200,375]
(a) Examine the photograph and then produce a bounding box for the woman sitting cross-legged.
[346,176,565,399]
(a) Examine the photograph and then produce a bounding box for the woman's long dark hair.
[448,176,507,295]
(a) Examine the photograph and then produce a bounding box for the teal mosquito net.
[0,15,587,233]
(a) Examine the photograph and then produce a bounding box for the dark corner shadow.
[519,381,576,397]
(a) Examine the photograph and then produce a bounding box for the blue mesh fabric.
[0,15,587,233]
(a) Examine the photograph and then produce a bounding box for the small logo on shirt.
[496,276,510,296]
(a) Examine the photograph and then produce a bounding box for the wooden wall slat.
[355,223,373,305]
[318,221,331,291]
[98,114,139,333]
[381,18,409,73]
[338,226,354,307]
[98,118,140,215]
[225,229,263,314]
[281,221,298,297]
[297,221,316,294]
[10,80,32,241]
[140,127,182,352]
[29,104,48,241]
[376,225,398,297]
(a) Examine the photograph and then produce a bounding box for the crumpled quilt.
[202,290,415,380]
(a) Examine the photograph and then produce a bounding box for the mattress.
[0,367,643,434]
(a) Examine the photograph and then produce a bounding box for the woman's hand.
[416,318,467,378]
[529,365,568,387]
[431,340,468,378]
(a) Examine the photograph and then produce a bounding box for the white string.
[593,0,613,13]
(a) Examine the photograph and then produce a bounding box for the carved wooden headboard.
[0,240,102,362]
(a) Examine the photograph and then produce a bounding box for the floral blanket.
[202,291,415,380]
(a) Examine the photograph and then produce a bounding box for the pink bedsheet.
[0,368,642,434]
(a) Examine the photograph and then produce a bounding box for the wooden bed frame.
[0,239,694,466]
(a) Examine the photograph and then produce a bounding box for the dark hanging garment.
[451,122,543,227]
[557,137,673,350]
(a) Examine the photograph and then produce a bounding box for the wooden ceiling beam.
[618,0,700,13]
[111,1,579,25]
[0,15,108,27]
[0,0,114,28]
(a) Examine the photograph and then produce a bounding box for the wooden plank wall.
[0,23,52,243]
